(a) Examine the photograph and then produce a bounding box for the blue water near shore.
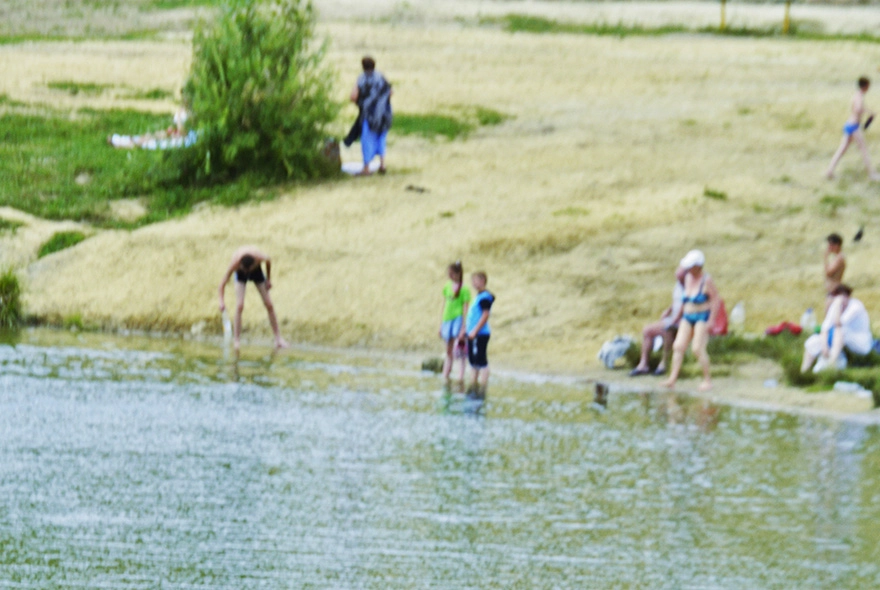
[1,330,879,588]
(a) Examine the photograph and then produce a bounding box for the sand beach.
[1,0,880,412]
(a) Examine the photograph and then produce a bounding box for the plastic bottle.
[730,301,745,333]
[222,310,233,341]
[800,308,816,333]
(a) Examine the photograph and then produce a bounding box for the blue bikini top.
[682,276,709,305]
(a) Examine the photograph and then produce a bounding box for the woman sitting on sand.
[663,250,720,392]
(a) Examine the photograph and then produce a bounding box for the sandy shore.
[1,1,880,415]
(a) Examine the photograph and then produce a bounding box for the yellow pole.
[720,0,727,31]
[783,0,791,35]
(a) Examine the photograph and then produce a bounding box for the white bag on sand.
[813,353,847,373]
[598,336,633,370]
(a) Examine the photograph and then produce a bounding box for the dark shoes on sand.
[629,366,666,377]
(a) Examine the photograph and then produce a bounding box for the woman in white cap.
[663,249,720,391]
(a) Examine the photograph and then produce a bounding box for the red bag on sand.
[710,299,728,336]
[765,322,803,336]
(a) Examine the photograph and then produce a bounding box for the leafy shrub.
[0,269,22,328]
[169,0,340,185]
[38,231,87,258]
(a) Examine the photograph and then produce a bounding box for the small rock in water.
[421,357,444,373]
[74,172,91,186]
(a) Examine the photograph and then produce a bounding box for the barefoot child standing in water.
[466,271,495,398]
[439,261,470,386]
[218,246,290,351]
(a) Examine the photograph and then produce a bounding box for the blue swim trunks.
[844,122,860,136]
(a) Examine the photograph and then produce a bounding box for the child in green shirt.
[439,261,471,385]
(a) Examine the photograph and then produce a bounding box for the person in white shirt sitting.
[801,283,873,373]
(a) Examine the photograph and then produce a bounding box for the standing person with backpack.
[349,56,393,175]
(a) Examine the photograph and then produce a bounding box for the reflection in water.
[0,332,879,588]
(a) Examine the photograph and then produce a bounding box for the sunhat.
[680,249,705,269]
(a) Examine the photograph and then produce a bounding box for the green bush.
[0,269,22,329]
[38,231,87,258]
[169,0,340,185]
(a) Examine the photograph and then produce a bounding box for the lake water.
[1,330,879,589]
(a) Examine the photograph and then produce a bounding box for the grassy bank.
[0,106,282,226]
[490,14,880,43]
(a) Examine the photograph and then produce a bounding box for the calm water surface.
[1,330,879,588]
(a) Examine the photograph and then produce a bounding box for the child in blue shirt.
[466,271,495,397]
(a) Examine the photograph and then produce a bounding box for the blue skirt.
[362,118,387,164]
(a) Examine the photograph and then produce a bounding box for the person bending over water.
[218,246,289,351]
[663,250,720,392]
[801,284,873,373]
[826,77,880,181]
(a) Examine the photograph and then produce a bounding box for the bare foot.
[356,168,372,177]
[662,378,675,389]
[234,339,241,352]
[275,338,290,349]
[378,167,387,175]
[698,380,712,392]
[825,171,835,180]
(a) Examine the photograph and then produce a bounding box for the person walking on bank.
[218,246,289,351]
[826,77,880,181]
[349,56,393,175]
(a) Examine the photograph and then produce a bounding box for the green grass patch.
[819,194,848,216]
[493,14,687,37]
[0,94,26,108]
[474,106,509,127]
[38,231,87,258]
[553,206,590,217]
[394,105,512,141]
[0,107,276,225]
[0,269,22,329]
[127,88,175,101]
[143,0,220,8]
[703,187,728,200]
[0,218,24,234]
[488,14,880,44]
[47,81,113,96]
[393,113,474,140]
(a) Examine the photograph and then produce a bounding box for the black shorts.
[235,267,265,284]
[468,334,490,369]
